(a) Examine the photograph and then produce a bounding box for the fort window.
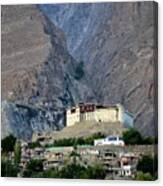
[71,108,76,113]
[80,106,85,113]
[116,108,119,119]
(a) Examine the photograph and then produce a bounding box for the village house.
[20,142,45,169]
[66,103,134,127]
[43,146,73,170]
[99,149,139,178]
[119,153,139,177]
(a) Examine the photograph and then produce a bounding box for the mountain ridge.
[40,2,157,136]
[1,5,96,141]
[1,3,157,140]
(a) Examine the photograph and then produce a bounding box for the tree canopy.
[122,128,156,145]
[33,163,105,179]
[137,155,157,179]
[1,135,17,152]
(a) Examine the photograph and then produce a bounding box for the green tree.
[28,141,41,149]
[1,135,16,152]
[14,140,21,165]
[122,128,157,145]
[137,155,156,178]
[70,145,81,165]
[35,168,59,178]
[122,128,142,145]
[1,158,19,177]
[23,159,43,177]
[85,164,106,179]
[142,137,153,144]
[136,171,153,181]
[23,161,106,179]
[59,163,86,178]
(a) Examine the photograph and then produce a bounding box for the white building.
[94,135,125,146]
[66,103,134,127]
[119,153,139,177]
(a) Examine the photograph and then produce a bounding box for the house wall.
[66,107,80,127]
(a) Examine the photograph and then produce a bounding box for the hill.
[32,121,125,142]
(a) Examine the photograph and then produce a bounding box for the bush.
[52,133,105,147]
[123,128,142,145]
[122,128,156,145]
[35,168,59,178]
[1,135,16,152]
[14,140,21,165]
[37,163,106,179]
[23,159,43,177]
[74,61,85,80]
[28,141,41,149]
[142,137,153,144]
[136,171,153,181]
[1,158,19,177]
[137,155,158,178]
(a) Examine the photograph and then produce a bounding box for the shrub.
[136,171,153,181]
[137,155,158,178]
[123,128,142,145]
[1,158,19,177]
[123,128,157,145]
[14,140,21,165]
[23,162,106,179]
[28,141,41,149]
[23,159,43,177]
[1,135,16,152]
[74,61,85,80]
[52,133,105,147]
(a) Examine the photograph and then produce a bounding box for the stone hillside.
[1,5,96,141]
[34,121,126,141]
[1,5,51,101]
[40,2,158,136]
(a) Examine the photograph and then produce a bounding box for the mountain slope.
[1,5,96,140]
[40,2,157,136]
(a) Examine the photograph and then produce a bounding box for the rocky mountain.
[1,2,157,140]
[1,5,96,141]
[39,2,158,136]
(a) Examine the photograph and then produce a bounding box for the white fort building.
[66,103,134,128]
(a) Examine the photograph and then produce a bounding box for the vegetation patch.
[122,128,157,145]
[24,160,105,179]
[45,132,105,147]
[136,155,158,180]
[74,61,85,80]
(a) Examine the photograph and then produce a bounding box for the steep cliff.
[40,2,157,136]
[1,5,96,140]
[1,2,157,140]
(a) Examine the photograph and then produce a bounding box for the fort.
[66,103,134,128]
[32,103,134,143]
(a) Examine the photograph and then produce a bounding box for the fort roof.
[68,103,121,109]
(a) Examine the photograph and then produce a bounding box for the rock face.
[1,2,157,140]
[1,5,96,140]
[40,2,158,136]
[1,101,65,141]
[1,5,51,101]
